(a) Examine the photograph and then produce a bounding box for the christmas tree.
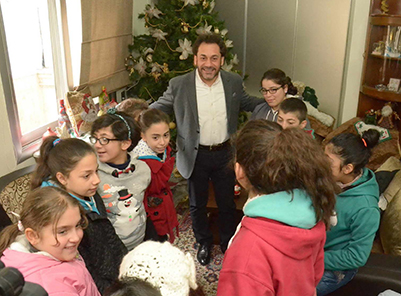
[125,0,239,102]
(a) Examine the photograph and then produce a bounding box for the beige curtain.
[79,0,132,96]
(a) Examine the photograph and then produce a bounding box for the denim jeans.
[316,269,358,296]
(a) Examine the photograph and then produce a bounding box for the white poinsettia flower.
[150,29,168,41]
[176,38,193,60]
[182,0,199,6]
[196,23,213,35]
[221,28,228,37]
[151,63,162,73]
[221,62,233,72]
[144,48,154,55]
[134,57,147,76]
[131,50,141,59]
[209,1,215,13]
[232,54,239,65]
[225,39,233,48]
[145,5,162,19]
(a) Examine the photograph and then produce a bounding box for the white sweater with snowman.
[97,152,151,251]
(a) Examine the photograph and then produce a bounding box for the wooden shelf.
[370,53,401,61]
[371,15,401,26]
[361,85,401,102]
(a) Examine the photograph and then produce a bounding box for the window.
[0,0,67,162]
[0,0,132,163]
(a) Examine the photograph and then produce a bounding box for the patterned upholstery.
[0,166,35,224]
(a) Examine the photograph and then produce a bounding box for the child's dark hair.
[328,129,380,174]
[91,111,141,151]
[279,98,307,122]
[31,137,96,189]
[260,68,298,95]
[234,120,337,228]
[192,33,227,58]
[139,109,170,133]
[104,278,162,296]
[117,98,149,120]
[0,187,87,256]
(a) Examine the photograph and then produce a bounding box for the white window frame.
[0,0,68,163]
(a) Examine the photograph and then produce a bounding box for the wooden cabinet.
[358,0,401,130]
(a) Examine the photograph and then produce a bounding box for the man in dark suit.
[151,33,263,265]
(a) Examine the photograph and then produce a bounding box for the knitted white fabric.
[119,241,198,296]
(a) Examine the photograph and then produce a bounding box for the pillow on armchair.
[323,117,401,171]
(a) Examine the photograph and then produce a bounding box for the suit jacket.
[151,70,263,179]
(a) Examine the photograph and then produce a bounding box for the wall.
[216,0,368,124]
[339,0,370,123]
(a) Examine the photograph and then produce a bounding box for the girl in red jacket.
[133,108,179,242]
[217,120,337,296]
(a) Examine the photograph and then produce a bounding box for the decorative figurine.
[365,109,377,125]
[377,103,400,129]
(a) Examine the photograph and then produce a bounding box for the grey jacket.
[151,70,263,179]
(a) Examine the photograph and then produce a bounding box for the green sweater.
[324,168,380,271]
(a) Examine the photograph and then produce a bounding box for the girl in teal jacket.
[317,130,381,296]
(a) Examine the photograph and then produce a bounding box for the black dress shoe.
[197,244,211,266]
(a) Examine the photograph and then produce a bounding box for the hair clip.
[11,212,24,232]
[107,107,117,115]
[53,138,61,147]
[17,220,24,232]
[361,138,367,147]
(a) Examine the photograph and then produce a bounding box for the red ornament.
[42,127,57,140]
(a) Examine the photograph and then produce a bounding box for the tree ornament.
[203,1,209,9]
[146,54,153,63]
[176,38,193,60]
[162,63,169,74]
[152,72,161,82]
[144,4,163,19]
[214,27,219,34]
[181,22,189,33]
[169,122,176,129]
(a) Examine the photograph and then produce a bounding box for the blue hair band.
[114,114,131,140]
[53,138,61,147]
[107,108,131,140]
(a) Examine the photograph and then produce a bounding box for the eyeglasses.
[89,136,121,146]
[259,86,283,95]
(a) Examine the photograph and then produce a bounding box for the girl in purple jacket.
[0,187,100,296]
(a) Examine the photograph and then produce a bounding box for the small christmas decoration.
[65,91,97,136]
[42,127,57,140]
[234,185,241,196]
[365,109,377,125]
[303,86,319,109]
[98,87,117,116]
[377,103,400,129]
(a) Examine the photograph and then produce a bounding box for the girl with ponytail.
[217,120,337,296]
[251,68,300,122]
[317,130,381,295]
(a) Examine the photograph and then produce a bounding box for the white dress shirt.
[195,70,228,146]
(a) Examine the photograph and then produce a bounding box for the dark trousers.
[188,147,237,249]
